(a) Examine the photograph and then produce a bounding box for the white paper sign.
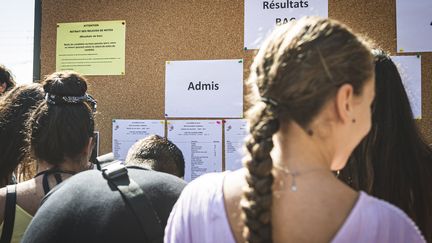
[165,59,243,118]
[0,0,35,84]
[225,119,248,171]
[167,120,222,182]
[396,0,432,52]
[244,0,328,50]
[112,119,165,161]
[391,56,422,119]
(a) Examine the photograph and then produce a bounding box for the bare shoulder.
[223,168,247,243]
[16,179,40,216]
[0,180,39,223]
[223,168,246,201]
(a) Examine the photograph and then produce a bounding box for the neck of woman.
[272,121,334,174]
[37,158,89,174]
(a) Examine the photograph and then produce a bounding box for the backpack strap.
[102,163,163,243]
[0,185,17,243]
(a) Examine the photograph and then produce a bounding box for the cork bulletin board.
[39,0,432,156]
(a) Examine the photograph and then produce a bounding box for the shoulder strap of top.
[0,185,17,243]
[35,168,76,195]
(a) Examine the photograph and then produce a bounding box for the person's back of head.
[241,16,374,242]
[125,135,185,178]
[27,71,97,170]
[21,167,186,243]
[0,65,16,94]
[339,49,432,242]
[0,84,44,185]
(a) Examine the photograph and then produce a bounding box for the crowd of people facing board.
[0,16,431,243]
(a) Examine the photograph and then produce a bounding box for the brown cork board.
[40,0,432,156]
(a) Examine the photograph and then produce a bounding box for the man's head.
[125,135,185,178]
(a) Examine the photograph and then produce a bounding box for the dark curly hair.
[0,83,44,186]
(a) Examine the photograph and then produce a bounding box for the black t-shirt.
[22,168,186,243]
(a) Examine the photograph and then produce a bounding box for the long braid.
[242,104,279,242]
[240,16,289,243]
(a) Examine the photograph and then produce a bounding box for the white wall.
[0,0,35,84]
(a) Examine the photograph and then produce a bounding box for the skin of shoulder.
[0,177,48,224]
[222,168,359,242]
[223,168,247,243]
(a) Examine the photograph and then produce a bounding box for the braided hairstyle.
[241,17,374,242]
[27,71,96,166]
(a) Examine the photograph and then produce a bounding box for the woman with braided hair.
[165,17,425,243]
[0,71,97,242]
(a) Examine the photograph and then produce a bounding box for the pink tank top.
[165,172,425,243]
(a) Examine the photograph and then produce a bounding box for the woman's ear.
[335,84,354,124]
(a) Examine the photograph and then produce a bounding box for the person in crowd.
[0,65,16,95]
[0,71,97,242]
[164,17,425,243]
[0,84,44,187]
[339,49,432,242]
[125,135,185,178]
[21,159,186,243]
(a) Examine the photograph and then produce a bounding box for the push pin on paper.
[216,121,221,125]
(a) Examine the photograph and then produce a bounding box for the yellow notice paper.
[56,20,126,75]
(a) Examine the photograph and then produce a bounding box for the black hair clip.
[45,92,97,113]
[85,94,97,113]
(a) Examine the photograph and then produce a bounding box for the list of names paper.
[167,120,222,181]
[112,119,165,161]
[225,119,248,171]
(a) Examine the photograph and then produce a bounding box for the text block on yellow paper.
[56,20,126,75]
